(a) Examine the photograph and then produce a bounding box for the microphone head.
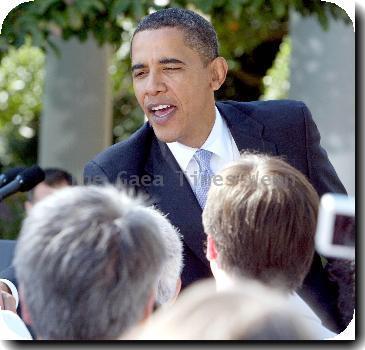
[18,165,45,192]
[0,167,26,186]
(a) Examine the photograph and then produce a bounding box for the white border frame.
[315,193,355,260]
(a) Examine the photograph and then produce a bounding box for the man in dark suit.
[84,8,347,332]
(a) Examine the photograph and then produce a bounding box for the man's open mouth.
[150,104,176,117]
[148,104,177,124]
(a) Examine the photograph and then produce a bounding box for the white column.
[289,11,355,195]
[39,37,112,182]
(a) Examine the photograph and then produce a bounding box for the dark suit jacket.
[84,100,347,332]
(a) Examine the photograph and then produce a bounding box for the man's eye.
[164,67,181,71]
[134,71,146,78]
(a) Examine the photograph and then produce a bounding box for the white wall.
[39,37,112,182]
[289,11,355,195]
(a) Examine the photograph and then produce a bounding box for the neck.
[180,105,216,148]
[210,260,236,291]
[212,262,293,297]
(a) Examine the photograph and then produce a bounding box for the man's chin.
[152,129,179,144]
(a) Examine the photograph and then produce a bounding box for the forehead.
[131,27,198,63]
[33,183,56,202]
[33,181,68,203]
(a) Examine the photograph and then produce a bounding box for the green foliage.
[0,0,351,60]
[0,194,26,239]
[0,41,44,168]
[0,1,351,106]
[0,43,43,239]
[109,26,144,142]
[260,35,291,100]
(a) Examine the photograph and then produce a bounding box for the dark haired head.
[27,168,76,202]
[132,8,219,65]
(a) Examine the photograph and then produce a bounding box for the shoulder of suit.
[90,122,154,167]
[217,99,309,118]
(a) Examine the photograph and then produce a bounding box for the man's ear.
[142,291,155,322]
[19,288,32,326]
[209,57,228,91]
[206,234,218,262]
[173,278,182,302]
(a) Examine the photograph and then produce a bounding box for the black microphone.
[0,167,26,188]
[0,165,45,201]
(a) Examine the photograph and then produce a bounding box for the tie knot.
[194,149,213,171]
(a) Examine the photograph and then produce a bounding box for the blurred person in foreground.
[0,168,75,313]
[202,152,336,339]
[84,7,347,332]
[124,279,315,340]
[12,186,167,339]
[143,207,183,308]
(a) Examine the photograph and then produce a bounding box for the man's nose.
[145,72,167,95]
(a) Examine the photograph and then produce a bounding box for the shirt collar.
[166,107,229,171]
[201,106,231,162]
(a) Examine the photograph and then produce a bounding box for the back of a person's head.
[14,185,167,340]
[127,279,314,340]
[203,152,319,292]
[42,167,75,186]
[141,207,183,306]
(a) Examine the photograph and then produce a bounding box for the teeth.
[151,104,171,111]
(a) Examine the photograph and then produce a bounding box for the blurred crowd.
[0,152,354,340]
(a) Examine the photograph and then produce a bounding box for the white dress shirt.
[287,292,336,339]
[167,107,240,190]
[0,310,32,340]
[213,268,336,340]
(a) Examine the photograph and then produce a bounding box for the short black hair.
[27,167,76,202]
[132,8,219,65]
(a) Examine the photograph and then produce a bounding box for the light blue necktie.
[193,149,214,208]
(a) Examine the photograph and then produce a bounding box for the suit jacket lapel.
[216,102,277,155]
[144,137,209,266]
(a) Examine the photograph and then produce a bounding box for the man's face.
[131,28,220,148]
[25,181,69,212]
[32,182,60,203]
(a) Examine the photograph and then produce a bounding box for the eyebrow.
[159,57,186,65]
[131,63,145,72]
[131,58,186,72]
